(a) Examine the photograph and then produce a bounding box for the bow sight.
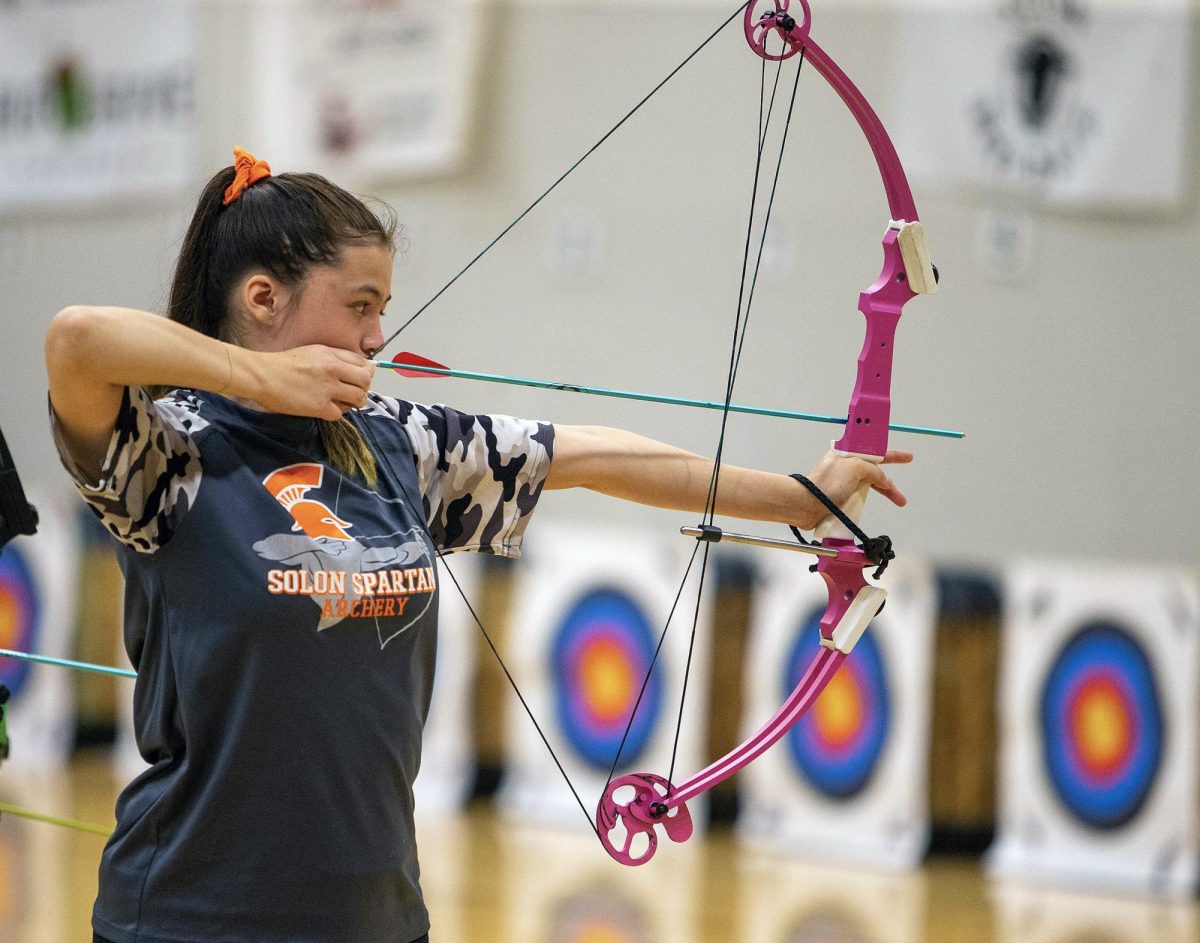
[0,425,38,551]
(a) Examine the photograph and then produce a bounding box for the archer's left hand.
[804,448,913,517]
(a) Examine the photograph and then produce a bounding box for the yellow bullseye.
[1075,681,1131,774]
[0,593,18,649]
[813,669,864,748]
[579,638,636,724]
[576,923,626,943]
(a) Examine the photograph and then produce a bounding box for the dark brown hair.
[155,163,398,485]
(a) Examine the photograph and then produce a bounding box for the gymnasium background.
[0,0,1198,941]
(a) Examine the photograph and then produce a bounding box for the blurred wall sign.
[0,0,196,212]
[251,0,486,184]
[895,0,1192,212]
[977,203,1036,283]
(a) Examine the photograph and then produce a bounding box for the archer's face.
[257,243,394,358]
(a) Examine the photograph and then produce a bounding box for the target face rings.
[1040,621,1164,830]
[551,587,662,771]
[784,608,890,800]
[0,545,40,698]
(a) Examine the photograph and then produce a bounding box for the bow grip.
[813,446,883,542]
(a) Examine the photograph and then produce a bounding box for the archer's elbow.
[45,305,107,376]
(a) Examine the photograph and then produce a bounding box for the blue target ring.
[1040,621,1163,830]
[784,607,890,799]
[0,544,40,698]
[551,587,661,771]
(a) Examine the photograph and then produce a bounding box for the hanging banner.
[736,555,937,870]
[989,563,1200,898]
[250,0,485,184]
[894,0,1192,211]
[497,524,712,835]
[0,0,197,212]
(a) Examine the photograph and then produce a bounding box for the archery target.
[989,564,1200,899]
[545,889,649,942]
[0,544,40,699]
[551,587,661,770]
[0,491,78,771]
[784,607,890,800]
[1039,622,1163,830]
[498,524,711,833]
[737,554,936,870]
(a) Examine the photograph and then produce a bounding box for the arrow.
[0,802,113,837]
[374,352,964,440]
[0,648,136,679]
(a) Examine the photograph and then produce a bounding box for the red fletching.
[390,351,450,378]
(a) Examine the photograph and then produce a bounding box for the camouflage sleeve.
[366,395,554,557]
[48,386,204,553]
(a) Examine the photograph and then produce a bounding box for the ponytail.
[153,152,398,487]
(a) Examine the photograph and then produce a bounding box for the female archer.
[45,149,910,943]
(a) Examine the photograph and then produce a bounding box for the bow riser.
[835,231,912,460]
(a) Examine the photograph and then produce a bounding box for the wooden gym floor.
[1,753,1196,942]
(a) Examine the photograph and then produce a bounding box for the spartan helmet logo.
[1014,34,1070,131]
[262,463,354,541]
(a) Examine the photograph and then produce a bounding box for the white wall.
[1,0,1197,570]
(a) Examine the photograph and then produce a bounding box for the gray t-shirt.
[52,387,553,943]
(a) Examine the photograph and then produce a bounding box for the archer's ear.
[239,272,287,328]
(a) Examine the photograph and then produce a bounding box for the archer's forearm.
[45,306,263,400]
[45,306,267,480]
[545,425,823,530]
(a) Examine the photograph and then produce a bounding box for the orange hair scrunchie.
[222,146,272,205]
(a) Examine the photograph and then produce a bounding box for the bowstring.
[368,6,809,843]
[372,4,757,846]
[598,48,789,801]
[373,1,754,358]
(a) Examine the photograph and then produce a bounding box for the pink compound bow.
[594,0,939,866]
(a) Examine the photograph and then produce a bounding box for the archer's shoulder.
[150,388,212,436]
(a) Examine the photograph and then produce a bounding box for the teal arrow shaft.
[376,361,963,440]
[0,648,136,679]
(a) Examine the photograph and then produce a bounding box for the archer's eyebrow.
[350,285,393,304]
